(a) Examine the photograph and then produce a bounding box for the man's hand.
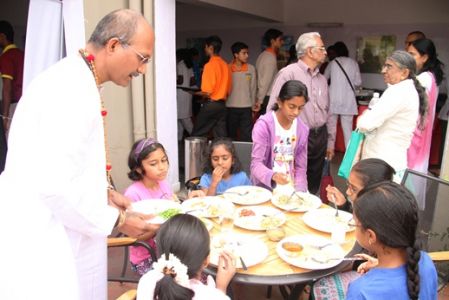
[252,101,261,112]
[108,189,131,210]
[326,148,335,161]
[118,211,160,238]
[2,118,9,132]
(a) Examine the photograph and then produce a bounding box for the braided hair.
[388,50,427,129]
[355,182,421,299]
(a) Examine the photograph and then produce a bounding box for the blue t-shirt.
[199,171,251,194]
[346,251,437,300]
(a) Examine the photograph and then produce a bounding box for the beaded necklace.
[79,49,114,188]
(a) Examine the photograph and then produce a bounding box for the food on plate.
[261,215,283,229]
[277,194,291,205]
[199,217,213,231]
[190,200,207,209]
[212,237,238,258]
[266,227,285,242]
[207,204,221,217]
[158,208,181,220]
[239,208,256,217]
[212,236,227,248]
[281,242,303,257]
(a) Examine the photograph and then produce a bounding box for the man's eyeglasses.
[122,43,151,64]
[312,46,326,52]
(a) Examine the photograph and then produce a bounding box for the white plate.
[210,233,268,269]
[131,199,182,224]
[233,206,286,231]
[271,191,322,212]
[276,235,346,270]
[181,196,235,218]
[302,208,355,233]
[223,185,272,205]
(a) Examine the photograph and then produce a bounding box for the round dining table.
[202,196,361,300]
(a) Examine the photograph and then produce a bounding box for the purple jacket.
[250,112,309,191]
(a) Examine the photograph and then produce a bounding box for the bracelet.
[115,210,126,228]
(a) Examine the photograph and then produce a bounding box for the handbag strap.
[335,59,356,94]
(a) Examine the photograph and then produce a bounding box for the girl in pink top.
[124,138,175,275]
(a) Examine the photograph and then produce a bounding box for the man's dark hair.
[205,35,222,54]
[333,41,349,57]
[407,31,426,39]
[0,20,14,42]
[262,28,283,47]
[231,42,248,56]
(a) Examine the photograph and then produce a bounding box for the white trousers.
[329,114,354,147]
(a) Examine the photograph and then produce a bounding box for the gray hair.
[387,50,427,128]
[88,9,143,47]
[388,50,417,75]
[296,32,321,58]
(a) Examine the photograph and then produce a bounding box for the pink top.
[124,180,173,264]
[407,72,438,172]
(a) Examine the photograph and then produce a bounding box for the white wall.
[176,22,449,91]
[83,0,180,192]
[283,0,449,25]
[84,0,135,193]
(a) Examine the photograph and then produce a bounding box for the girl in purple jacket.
[250,80,309,191]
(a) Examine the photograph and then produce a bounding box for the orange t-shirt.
[201,55,231,100]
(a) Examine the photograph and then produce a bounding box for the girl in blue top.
[346,182,438,300]
[199,138,251,196]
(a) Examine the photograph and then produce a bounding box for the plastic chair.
[108,235,157,283]
[185,176,201,191]
[400,169,449,252]
[401,169,449,290]
[232,141,253,176]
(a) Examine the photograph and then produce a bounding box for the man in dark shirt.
[0,20,25,133]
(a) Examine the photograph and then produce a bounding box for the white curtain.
[23,0,85,89]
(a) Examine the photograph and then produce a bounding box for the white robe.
[0,55,118,300]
